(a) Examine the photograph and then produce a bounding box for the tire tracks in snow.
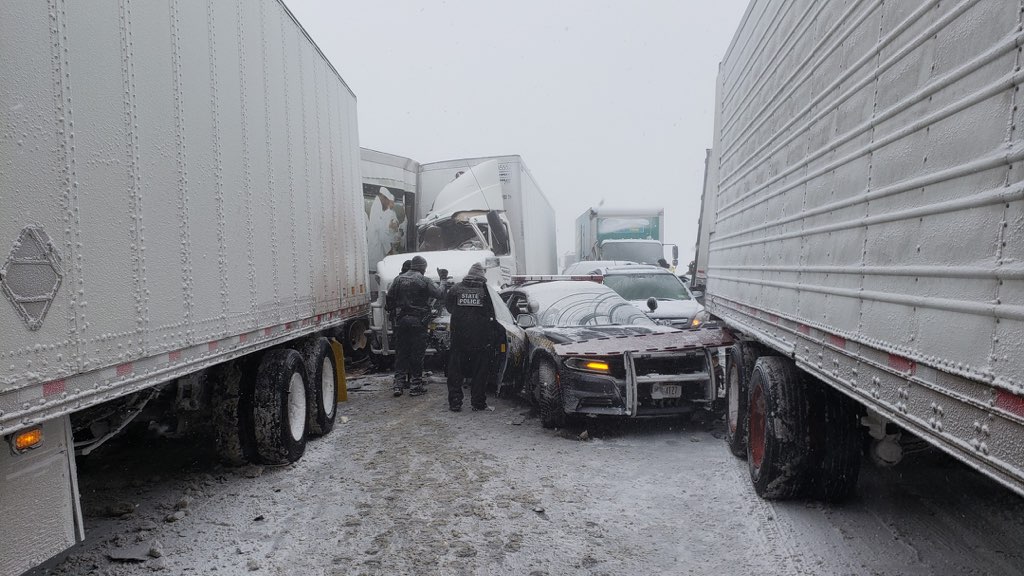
[730,458,813,575]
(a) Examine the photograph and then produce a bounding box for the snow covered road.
[29,374,1024,575]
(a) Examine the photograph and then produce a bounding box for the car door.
[487,285,526,394]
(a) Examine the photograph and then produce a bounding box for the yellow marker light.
[12,427,43,452]
[584,361,610,372]
[691,317,702,328]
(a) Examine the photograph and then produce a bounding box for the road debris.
[163,511,185,523]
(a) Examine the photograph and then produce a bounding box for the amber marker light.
[584,361,610,372]
[11,426,43,453]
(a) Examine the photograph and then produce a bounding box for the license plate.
[651,383,682,399]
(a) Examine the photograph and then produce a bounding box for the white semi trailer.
[0,2,367,574]
[701,0,1024,501]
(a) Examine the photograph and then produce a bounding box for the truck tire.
[253,349,310,465]
[210,361,255,465]
[299,337,337,437]
[747,356,811,499]
[725,342,759,458]
[534,360,565,429]
[341,318,370,363]
[808,386,863,502]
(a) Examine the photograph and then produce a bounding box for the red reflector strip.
[168,350,182,362]
[208,341,218,352]
[798,324,811,335]
[264,328,273,336]
[887,354,916,375]
[827,334,846,348]
[239,333,248,343]
[996,390,1024,418]
[116,363,133,377]
[43,379,66,397]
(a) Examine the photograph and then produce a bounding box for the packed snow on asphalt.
[29,372,1024,576]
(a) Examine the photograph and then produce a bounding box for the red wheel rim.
[749,379,766,469]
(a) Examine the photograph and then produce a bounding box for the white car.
[590,264,709,329]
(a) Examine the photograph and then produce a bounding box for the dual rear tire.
[729,346,863,502]
[213,337,339,466]
[253,350,310,465]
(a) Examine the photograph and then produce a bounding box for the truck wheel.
[299,337,337,437]
[725,343,759,458]
[253,349,309,464]
[210,361,255,465]
[534,360,565,429]
[747,356,811,499]
[342,318,370,362]
[809,386,863,502]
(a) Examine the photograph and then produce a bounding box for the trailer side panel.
[0,0,367,436]
[707,0,1024,493]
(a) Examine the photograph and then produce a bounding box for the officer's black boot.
[408,375,426,396]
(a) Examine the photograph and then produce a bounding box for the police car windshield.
[524,282,653,327]
[603,273,691,301]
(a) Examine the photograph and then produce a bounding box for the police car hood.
[541,324,676,345]
[377,250,501,289]
[549,325,733,356]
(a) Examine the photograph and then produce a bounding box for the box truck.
[700,0,1024,501]
[575,207,677,267]
[369,156,556,360]
[0,2,367,573]
[417,155,558,277]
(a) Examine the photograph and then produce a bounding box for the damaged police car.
[500,277,731,428]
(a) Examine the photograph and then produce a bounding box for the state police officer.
[386,255,444,397]
[445,263,495,412]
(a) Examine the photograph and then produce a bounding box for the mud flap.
[0,416,83,576]
[329,339,348,403]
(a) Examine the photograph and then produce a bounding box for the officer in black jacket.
[386,255,444,397]
[445,263,495,412]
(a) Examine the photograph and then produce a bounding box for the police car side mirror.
[527,299,540,314]
[646,297,658,311]
[516,314,536,328]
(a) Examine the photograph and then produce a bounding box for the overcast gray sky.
[286,0,749,265]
